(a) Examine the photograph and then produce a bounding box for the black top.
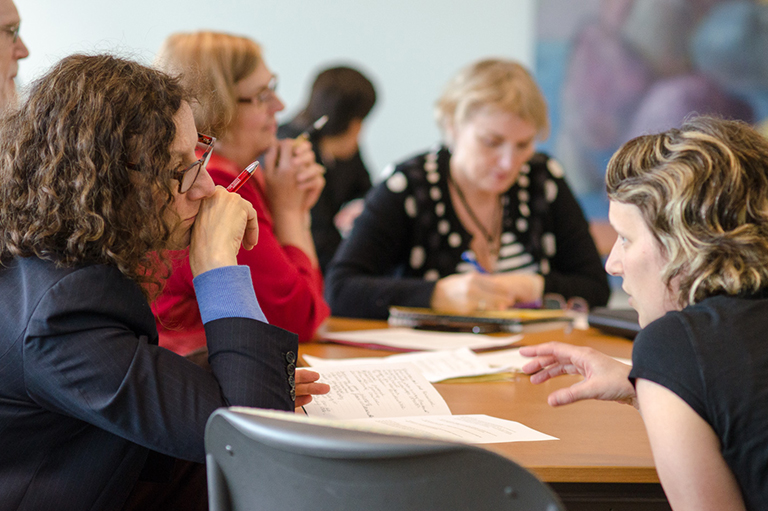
[278,122,372,273]
[630,292,768,510]
[325,146,610,319]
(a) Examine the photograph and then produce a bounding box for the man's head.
[0,0,27,107]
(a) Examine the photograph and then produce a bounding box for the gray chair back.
[205,408,564,511]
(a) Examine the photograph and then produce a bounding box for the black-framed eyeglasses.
[237,75,278,105]
[171,133,216,193]
[0,22,20,43]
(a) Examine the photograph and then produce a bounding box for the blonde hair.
[155,31,262,138]
[435,58,549,139]
[606,116,768,307]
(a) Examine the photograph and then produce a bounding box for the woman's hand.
[292,139,326,212]
[294,369,331,409]
[263,138,325,214]
[430,272,544,312]
[519,341,637,407]
[189,186,258,277]
[260,139,322,264]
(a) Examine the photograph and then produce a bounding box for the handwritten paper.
[357,414,558,444]
[302,364,451,419]
[231,407,558,445]
[304,348,510,382]
[300,364,558,444]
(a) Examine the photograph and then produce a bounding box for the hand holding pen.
[224,116,328,194]
[461,250,489,274]
[275,115,328,167]
[460,250,542,309]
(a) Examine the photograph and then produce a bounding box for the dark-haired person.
[152,31,329,353]
[0,53,326,511]
[279,65,377,272]
[326,58,609,319]
[522,117,768,510]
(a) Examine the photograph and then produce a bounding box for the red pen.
[226,160,260,193]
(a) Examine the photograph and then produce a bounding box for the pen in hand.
[301,115,329,141]
[275,115,329,166]
[461,250,542,309]
[226,160,260,193]
[461,250,488,274]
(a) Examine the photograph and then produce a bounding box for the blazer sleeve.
[22,265,298,463]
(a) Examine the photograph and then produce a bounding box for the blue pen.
[461,250,488,274]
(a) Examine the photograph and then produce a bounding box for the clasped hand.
[263,138,325,214]
[431,272,544,312]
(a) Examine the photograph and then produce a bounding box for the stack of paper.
[301,363,557,445]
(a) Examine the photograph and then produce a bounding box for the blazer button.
[290,388,296,401]
[285,351,296,364]
[288,374,295,387]
[286,363,296,376]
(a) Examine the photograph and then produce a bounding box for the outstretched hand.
[294,369,330,409]
[519,342,636,408]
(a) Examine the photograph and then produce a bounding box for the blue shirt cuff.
[193,266,267,324]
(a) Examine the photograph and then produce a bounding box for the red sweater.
[152,153,329,354]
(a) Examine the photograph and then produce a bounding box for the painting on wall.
[535,0,768,219]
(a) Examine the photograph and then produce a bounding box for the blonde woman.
[326,59,609,319]
[522,117,768,510]
[153,31,329,351]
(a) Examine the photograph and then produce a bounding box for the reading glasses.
[237,75,279,105]
[1,22,20,43]
[172,133,216,194]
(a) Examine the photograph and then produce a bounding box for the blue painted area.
[534,40,570,155]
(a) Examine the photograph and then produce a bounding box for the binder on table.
[388,306,570,334]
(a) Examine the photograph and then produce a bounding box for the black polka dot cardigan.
[325,146,610,319]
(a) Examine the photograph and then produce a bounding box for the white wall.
[19,0,535,180]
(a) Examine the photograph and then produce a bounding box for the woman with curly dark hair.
[0,53,326,511]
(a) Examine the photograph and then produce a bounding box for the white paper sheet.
[231,407,559,445]
[304,348,510,382]
[477,348,532,371]
[478,348,633,371]
[321,328,523,352]
[355,414,559,444]
[302,364,452,420]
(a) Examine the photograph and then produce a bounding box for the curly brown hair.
[0,53,190,295]
[606,116,768,307]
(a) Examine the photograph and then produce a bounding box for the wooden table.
[303,318,671,510]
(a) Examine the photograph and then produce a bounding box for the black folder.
[587,307,641,340]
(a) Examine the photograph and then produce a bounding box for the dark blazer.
[0,257,298,511]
